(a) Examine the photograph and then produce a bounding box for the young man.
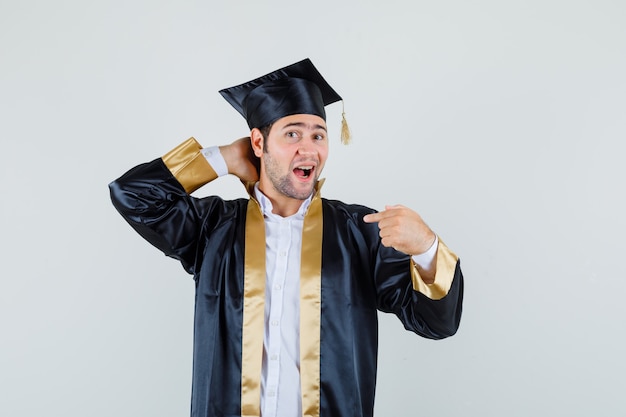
[109,59,463,417]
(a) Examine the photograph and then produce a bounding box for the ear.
[250,128,264,158]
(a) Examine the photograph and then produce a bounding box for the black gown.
[109,138,464,417]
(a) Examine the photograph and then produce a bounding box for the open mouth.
[293,165,314,179]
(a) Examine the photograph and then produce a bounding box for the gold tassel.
[340,101,351,145]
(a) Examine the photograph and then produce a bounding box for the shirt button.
[274,284,282,290]
[270,354,278,361]
[271,320,279,326]
[279,251,287,257]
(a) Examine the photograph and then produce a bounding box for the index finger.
[363,211,386,223]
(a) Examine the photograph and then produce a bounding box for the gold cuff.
[162,137,218,194]
[410,238,458,300]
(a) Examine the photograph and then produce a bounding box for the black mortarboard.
[219,59,345,136]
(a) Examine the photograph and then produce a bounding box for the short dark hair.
[259,123,273,153]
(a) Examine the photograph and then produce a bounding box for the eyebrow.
[281,122,327,132]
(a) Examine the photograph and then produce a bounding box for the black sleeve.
[108,158,222,274]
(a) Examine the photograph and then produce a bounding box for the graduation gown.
[109,138,464,417]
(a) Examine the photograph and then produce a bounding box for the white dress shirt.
[255,187,308,417]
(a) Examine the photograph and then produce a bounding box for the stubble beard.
[263,152,315,201]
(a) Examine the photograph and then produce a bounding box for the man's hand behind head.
[220,137,260,182]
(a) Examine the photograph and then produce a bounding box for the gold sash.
[241,182,324,417]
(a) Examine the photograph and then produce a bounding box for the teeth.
[297,166,313,170]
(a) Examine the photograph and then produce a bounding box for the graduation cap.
[219,58,351,144]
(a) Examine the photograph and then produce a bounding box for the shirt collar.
[253,183,312,220]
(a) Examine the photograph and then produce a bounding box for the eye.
[285,131,301,143]
[314,133,326,141]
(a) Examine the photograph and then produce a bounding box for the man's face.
[257,114,329,202]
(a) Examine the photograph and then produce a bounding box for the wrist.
[202,146,228,177]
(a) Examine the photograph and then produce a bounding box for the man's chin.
[286,183,315,200]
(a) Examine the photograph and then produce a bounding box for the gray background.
[1,0,625,415]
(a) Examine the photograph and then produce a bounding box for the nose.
[297,140,316,156]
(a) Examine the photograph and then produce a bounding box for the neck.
[257,182,309,217]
